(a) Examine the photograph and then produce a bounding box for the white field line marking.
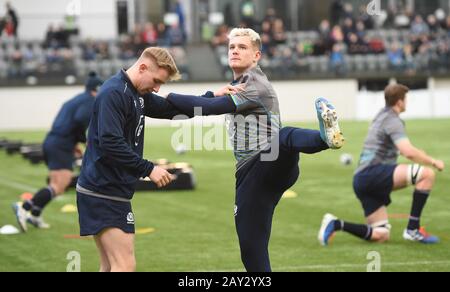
[0,176,38,193]
[195,260,450,272]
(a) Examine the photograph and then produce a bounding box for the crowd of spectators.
[1,1,450,82]
[213,3,450,78]
[0,19,190,81]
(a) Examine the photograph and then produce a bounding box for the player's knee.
[370,221,391,243]
[372,229,390,243]
[423,167,436,183]
[49,184,64,196]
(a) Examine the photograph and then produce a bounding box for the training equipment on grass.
[0,225,20,235]
[3,140,23,155]
[0,138,9,149]
[61,204,78,213]
[20,144,45,164]
[282,189,298,199]
[136,228,156,235]
[45,159,196,192]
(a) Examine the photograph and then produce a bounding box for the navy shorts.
[353,164,397,217]
[43,137,74,171]
[77,192,135,236]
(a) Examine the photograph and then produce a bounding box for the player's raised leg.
[315,97,345,149]
[393,164,439,244]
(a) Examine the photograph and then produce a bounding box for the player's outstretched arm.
[396,139,445,171]
[166,93,237,117]
[143,93,189,120]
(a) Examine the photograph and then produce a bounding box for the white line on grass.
[196,260,450,272]
[0,176,38,193]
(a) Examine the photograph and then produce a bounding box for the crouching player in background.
[12,72,104,232]
[319,84,445,246]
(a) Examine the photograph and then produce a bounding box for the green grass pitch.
[0,120,449,272]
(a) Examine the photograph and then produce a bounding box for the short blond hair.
[142,47,181,81]
[228,28,262,50]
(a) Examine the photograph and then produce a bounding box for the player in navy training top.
[76,47,184,272]
[12,72,103,232]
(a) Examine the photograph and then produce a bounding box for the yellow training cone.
[136,228,156,235]
[282,190,298,199]
[61,204,78,213]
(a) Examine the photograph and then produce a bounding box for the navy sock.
[23,187,55,217]
[408,190,430,231]
[335,220,373,240]
[280,127,329,154]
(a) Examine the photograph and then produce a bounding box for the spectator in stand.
[355,21,366,40]
[54,24,70,48]
[387,42,405,70]
[445,16,450,32]
[330,25,344,46]
[82,39,97,61]
[3,15,15,38]
[8,44,23,77]
[343,17,355,44]
[314,20,332,55]
[343,3,355,20]
[437,40,450,69]
[330,0,344,25]
[6,2,18,38]
[167,23,185,46]
[211,24,230,48]
[96,41,110,60]
[0,13,5,37]
[157,22,168,46]
[44,24,57,49]
[119,35,135,60]
[368,37,385,54]
[348,33,369,55]
[403,43,416,74]
[330,42,346,75]
[411,15,430,36]
[427,14,440,39]
[272,19,287,45]
[141,22,158,46]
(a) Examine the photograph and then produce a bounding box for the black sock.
[408,190,430,231]
[335,220,373,241]
[24,187,55,217]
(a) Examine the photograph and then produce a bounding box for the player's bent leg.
[279,127,328,154]
[415,167,435,191]
[392,164,409,190]
[318,213,338,246]
[94,235,111,272]
[49,169,74,195]
[394,164,439,244]
[97,228,136,272]
[367,207,390,243]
